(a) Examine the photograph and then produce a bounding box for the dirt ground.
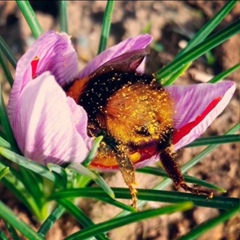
[0,1,239,240]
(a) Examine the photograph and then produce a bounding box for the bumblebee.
[66,67,212,208]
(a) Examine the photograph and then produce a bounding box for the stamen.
[31,56,40,79]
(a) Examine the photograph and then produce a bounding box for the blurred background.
[0,1,239,239]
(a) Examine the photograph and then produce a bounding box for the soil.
[0,1,239,240]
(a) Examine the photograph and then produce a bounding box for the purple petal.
[166,81,236,150]
[11,71,91,165]
[8,31,78,127]
[136,57,146,73]
[66,97,93,148]
[78,34,153,78]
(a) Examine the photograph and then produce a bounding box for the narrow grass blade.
[57,199,109,240]
[185,134,239,148]
[65,202,193,240]
[71,173,92,189]
[50,185,134,212]
[59,1,68,33]
[83,136,103,166]
[137,167,226,193]
[68,162,115,199]
[38,205,65,237]
[0,85,19,151]
[50,188,239,210]
[180,124,239,173]
[164,62,191,86]
[0,161,42,220]
[0,166,9,180]
[176,0,238,58]
[156,20,240,82]
[209,63,240,83]
[0,135,11,149]
[18,167,43,209]
[3,219,20,240]
[47,163,67,187]
[98,198,136,212]
[0,231,8,240]
[0,50,14,86]
[97,0,115,54]
[0,36,17,68]
[0,200,44,240]
[161,0,238,85]
[179,205,240,240]
[0,146,59,183]
[16,0,43,39]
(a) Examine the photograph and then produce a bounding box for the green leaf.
[83,136,103,166]
[16,0,43,39]
[18,168,44,209]
[0,146,59,183]
[65,202,193,240]
[176,0,237,58]
[156,20,240,83]
[180,124,239,174]
[209,63,240,83]
[57,199,109,240]
[142,22,152,34]
[163,62,191,86]
[97,197,136,212]
[205,51,216,65]
[0,161,43,220]
[0,49,14,86]
[0,86,19,151]
[0,36,17,68]
[47,163,67,187]
[0,167,9,180]
[179,205,240,240]
[0,231,8,240]
[161,0,238,85]
[137,167,226,193]
[38,205,65,237]
[59,1,68,33]
[2,219,20,240]
[50,188,239,210]
[0,135,11,149]
[0,200,44,240]
[68,162,115,199]
[185,134,239,148]
[97,0,115,54]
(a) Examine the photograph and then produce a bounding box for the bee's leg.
[160,146,213,199]
[115,145,138,209]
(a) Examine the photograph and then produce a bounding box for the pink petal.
[12,71,91,165]
[166,81,236,150]
[136,57,146,73]
[78,34,153,78]
[66,97,93,149]
[8,31,78,126]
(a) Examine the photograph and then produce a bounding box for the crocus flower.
[7,31,236,169]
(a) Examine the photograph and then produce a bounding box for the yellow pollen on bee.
[148,122,157,135]
[105,79,175,145]
[129,152,141,162]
